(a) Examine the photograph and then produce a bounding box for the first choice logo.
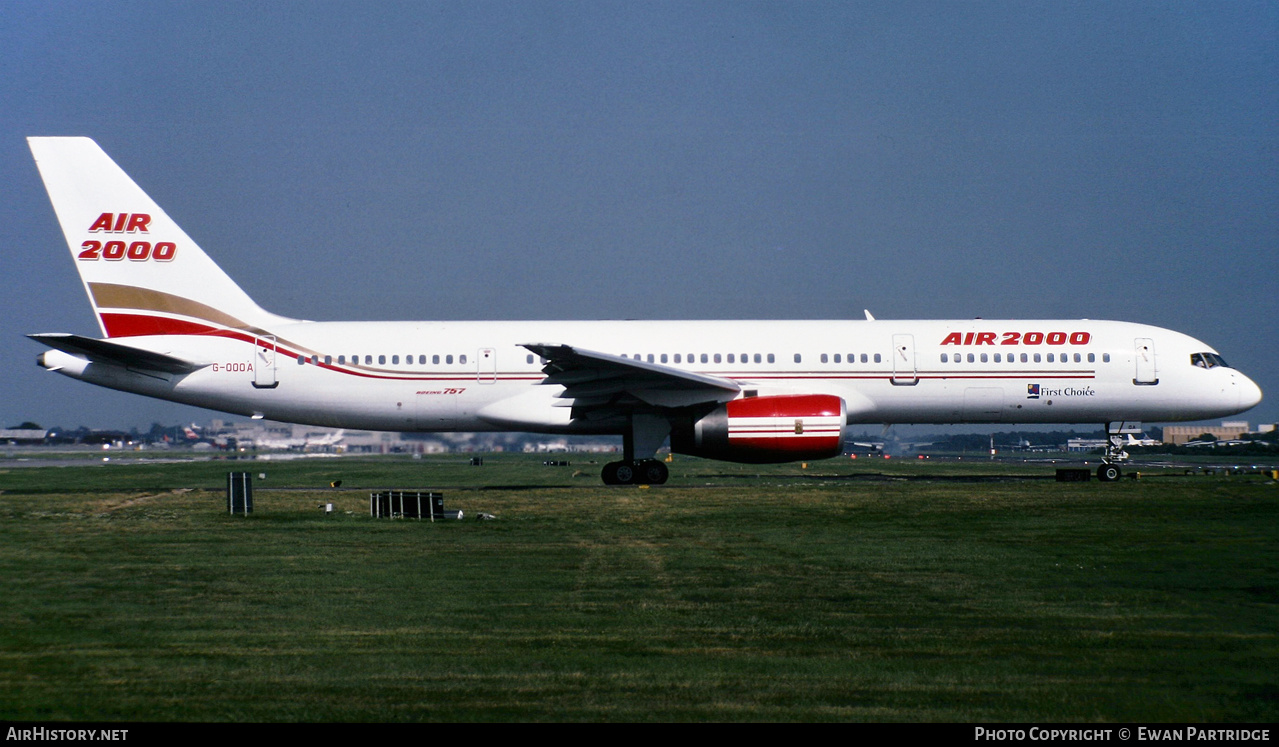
[78,212,176,262]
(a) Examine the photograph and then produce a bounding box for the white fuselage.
[41,317,1263,434]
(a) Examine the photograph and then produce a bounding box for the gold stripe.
[89,282,257,332]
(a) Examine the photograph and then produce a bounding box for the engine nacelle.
[670,394,847,463]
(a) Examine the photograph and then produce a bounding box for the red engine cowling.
[670,394,847,463]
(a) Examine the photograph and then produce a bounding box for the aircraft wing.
[29,333,205,375]
[521,342,741,416]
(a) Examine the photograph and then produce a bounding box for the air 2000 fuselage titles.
[27,138,1262,483]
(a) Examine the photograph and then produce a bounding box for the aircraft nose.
[1237,373,1263,411]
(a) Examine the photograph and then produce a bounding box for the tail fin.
[28,137,295,339]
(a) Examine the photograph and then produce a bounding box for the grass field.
[0,453,1276,722]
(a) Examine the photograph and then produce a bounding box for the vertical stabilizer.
[28,137,295,339]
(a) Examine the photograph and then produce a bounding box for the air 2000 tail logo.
[77,212,176,262]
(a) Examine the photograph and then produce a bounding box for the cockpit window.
[1191,352,1230,369]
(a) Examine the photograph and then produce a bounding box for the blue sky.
[2,1,1276,431]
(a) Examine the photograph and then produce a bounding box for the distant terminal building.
[0,429,47,444]
[1066,438,1108,452]
[1161,421,1251,445]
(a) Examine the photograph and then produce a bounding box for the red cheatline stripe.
[100,313,227,339]
[97,312,543,383]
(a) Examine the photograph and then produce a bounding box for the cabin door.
[253,336,278,389]
[1134,338,1158,385]
[891,334,918,385]
[477,347,497,384]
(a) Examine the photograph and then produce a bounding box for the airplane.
[251,429,346,451]
[26,137,1263,484]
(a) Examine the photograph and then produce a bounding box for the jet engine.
[670,394,847,463]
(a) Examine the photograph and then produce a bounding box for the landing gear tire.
[602,460,668,485]
[603,461,635,485]
[637,459,669,485]
[1097,463,1122,482]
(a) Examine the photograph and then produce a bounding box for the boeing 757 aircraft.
[27,137,1262,483]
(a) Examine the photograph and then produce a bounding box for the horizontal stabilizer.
[29,333,205,374]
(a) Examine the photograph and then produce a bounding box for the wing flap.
[521,342,740,416]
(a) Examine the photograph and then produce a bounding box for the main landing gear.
[1096,421,1133,482]
[601,414,672,485]
[602,459,669,485]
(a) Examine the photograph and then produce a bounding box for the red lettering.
[88,213,114,232]
[127,241,151,260]
[125,213,151,232]
[102,240,126,260]
[947,330,1091,347]
[78,241,102,260]
[113,213,128,232]
[153,242,176,261]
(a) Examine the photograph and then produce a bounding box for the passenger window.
[661,354,668,363]
[1033,353,1041,363]
[754,353,762,363]
[700,354,708,364]
[941,353,948,363]
[378,355,386,365]
[460,355,467,364]
[727,354,735,364]
[674,354,682,364]
[297,355,305,365]
[432,355,440,364]
[874,353,881,363]
[820,354,828,363]
[1103,353,1111,363]
[993,353,1000,363]
[1047,353,1054,363]
[392,355,400,365]
[967,353,975,363]
[1020,353,1028,363]
[860,354,868,363]
[324,356,332,365]
[714,353,722,363]
[311,355,319,365]
[794,353,802,363]
[446,355,453,364]
[338,355,346,365]
[364,355,372,365]
[980,353,988,363]
[1088,353,1095,363]
[767,353,775,364]
[647,354,655,363]
[834,354,841,363]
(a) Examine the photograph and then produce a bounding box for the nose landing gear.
[1097,421,1136,482]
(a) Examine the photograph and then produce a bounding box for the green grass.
[0,454,1276,721]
